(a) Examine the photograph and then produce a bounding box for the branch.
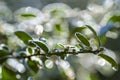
[0,47,104,60]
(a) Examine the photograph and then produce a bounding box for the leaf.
[0,49,9,57]
[99,53,118,70]
[55,24,62,32]
[85,25,101,47]
[72,27,86,33]
[21,13,36,18]
[109,15,120,22]
[68,27,85,40]
[0,45,10,64]
[75,32,90,47]
[15,31,33,45]
[60,54,66,59]
[0,58,7,65]
[28,41,36,47]
[19,51,27,57]
[33,41,49,53]
[0,45,10,57]
[27,60,39,73]
[90,73,99,80]
[85,25,97,36]
[56,43,65,49]
[27,47,33,55]
[2,66,17,80]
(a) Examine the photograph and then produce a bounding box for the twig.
[0,47,104,60]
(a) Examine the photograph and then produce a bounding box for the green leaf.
[0,44,10,64]
[0,45,10,57]
[28,41,36,47]
[0,49,9,57]
[56,43,65,49]
[85,25,97,36]
[55,24,62,31]
[85,25,101,47]
[33,41,49,53]
[109,15,120,22]
[19,51,27,57]
[75,32,90,47]
[72,27,86,33]
[21,13,36,18]
[2,66,17,80]
[27,47,33,55]
[90,73,99,80]
[60,54,66,59]
[68,27,85,40]
[27,60,39,73]
[14,31,33,45]
[0,58,7,65]
[99,53,118,70]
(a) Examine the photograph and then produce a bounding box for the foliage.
[0,1,120,80]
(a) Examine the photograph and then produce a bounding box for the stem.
[0,47,104,60]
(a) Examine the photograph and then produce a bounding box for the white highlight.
[45,60,54,69]
[97,58,106,66]
[34,25,44,36]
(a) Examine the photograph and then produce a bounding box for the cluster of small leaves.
[0,25,118,79]
[0,25,118,66]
